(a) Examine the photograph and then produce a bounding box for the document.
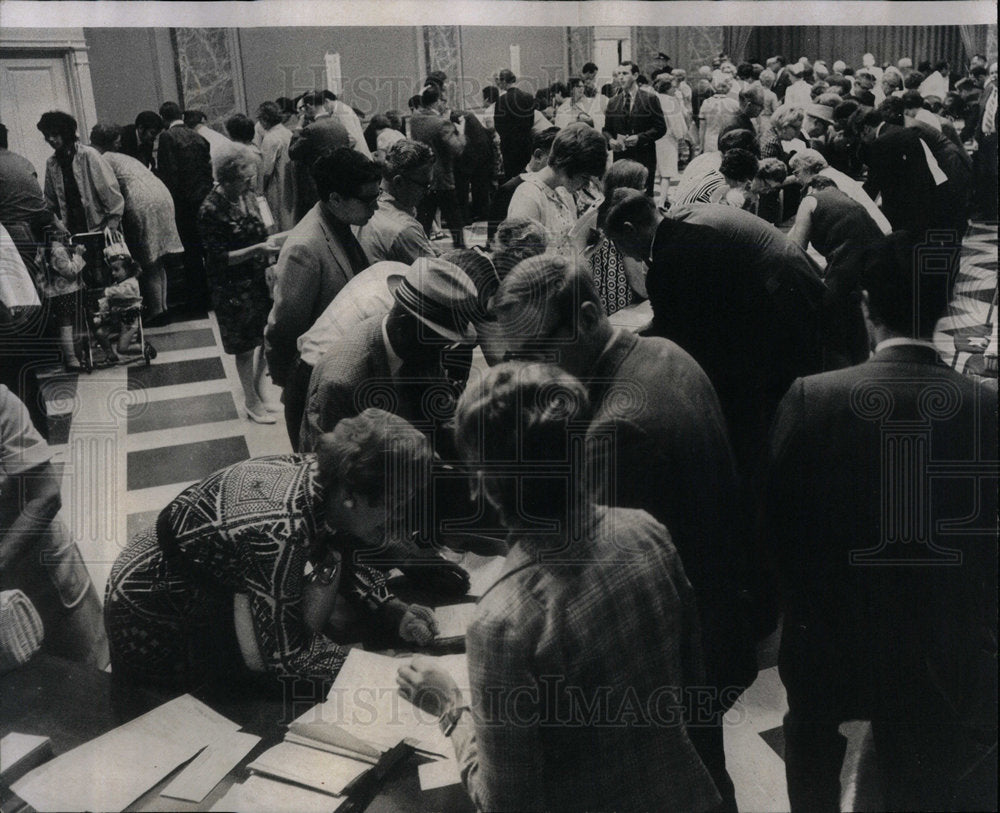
[461,552,507,598]
[11,694,239,812]
[418,757,462,791]
[210,775,345,813]
[161,730,261,802]
[433,603,477,641]
[247,742,369,797]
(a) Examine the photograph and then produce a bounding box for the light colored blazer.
[264,203,360,384]
[44,144,124,231]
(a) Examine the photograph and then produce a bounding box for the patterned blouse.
[161,454,392,678]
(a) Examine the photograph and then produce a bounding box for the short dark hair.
[901,90,925,111]
[225,113,256,143]
[531,126,560,155]
[567,76,583,90]
[547,123,608,180]
[717,128,759,157]
[302,91,327,108]
[878,96,906,126]
[183,109,206,128]
[425,70,447,89]
[134,111,163,131]
[549,81,568,98]
[36,111,78,142]
[256,101,282,127]
[497,69,517,85]
[482,85,500,106]
[275,97,296,116]
[603,187,660,238]
[312,146,381,202]
[807,174,838,191]
[407,94,422,111]
[159,101,182,123]
[89,122,121,150]
[904,71,925,90]
[619,61,640,75]
[720,148,759,183]
[755,157,788,184]
[420,83,441,108]
[861,231,951,338]
[581,62,598,75]
[970,65,988,80]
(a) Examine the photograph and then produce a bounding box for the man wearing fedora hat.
[299,256,479,455]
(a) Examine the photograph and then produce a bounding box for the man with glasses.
[266,147,380,447]
[358,139,439,265]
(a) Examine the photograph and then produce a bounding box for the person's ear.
[579,300,602,334]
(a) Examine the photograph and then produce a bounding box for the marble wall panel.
[172,27,240,130]
[424,25,461,108]
[568,26,594,75]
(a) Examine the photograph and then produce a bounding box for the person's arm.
[440,118,467,157]
[287,128,311,163]
[390,222,439,263]
[263,240,319,384]
[298,360,356,453]
[788,194,816,250]
[88,151,124,230]
[633,93,667,147]
[0,461,61,573]
[42,165,61,220]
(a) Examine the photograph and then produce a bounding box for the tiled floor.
[37,211,996,812]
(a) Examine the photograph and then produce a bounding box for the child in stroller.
[89,242,143,365]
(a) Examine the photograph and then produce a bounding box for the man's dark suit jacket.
[646,203,828,474]
[717,109,757,142]
[909,119,973,233]
[119,126,155,171]
[765,345,997,755]
[156,124,212,207]
[862,123,941,238]
[602,89,667,195]
[586,329,758,698]
[493,86,536,181]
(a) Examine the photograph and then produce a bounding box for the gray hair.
[771,105,805,131]
[789,148,829,175]
[214,143,257,183]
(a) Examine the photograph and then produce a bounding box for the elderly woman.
[759,104,804,161]
[37,111,123,236]
[105,408,439,689]
[89,124,183,321]
[699,76,740,153]
[788,147,892,234]
[198,145,279,423]
[397,362,720,812]
[507,123,607,250]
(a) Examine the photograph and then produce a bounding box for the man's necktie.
[624,91,632,114]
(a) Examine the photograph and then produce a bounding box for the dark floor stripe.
[127,391,238,434]
[127,356,225,391]
[145,328,217,354]
[126,509,163,540]
[127,435,249,490]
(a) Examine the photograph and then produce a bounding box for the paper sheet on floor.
[418,757,462,790]
[161,730,261,802]
[209,775,345,812]
[11,694,240,812]
[293,649,470,758]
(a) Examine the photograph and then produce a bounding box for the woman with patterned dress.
[506,123,608,251]
[89,124,183,321]
[198,145,280,423]
[105,409,439,689]
[571,159,649,315]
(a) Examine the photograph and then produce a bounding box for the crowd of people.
[0,42,997,813]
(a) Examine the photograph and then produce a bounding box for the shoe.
[64,360,82,373]
[262,401,283,413]
[246,406,277,424]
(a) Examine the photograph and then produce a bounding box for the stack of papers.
[293,649,471,759]
[246,742,369,797]
[11,695,241,812]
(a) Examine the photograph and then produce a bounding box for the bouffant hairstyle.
[315,408,432,502]
[36,111,78,143]
[547,123,608,181]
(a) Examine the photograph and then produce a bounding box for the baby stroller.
[76,230,156,371]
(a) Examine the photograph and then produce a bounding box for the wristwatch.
[306,560,339,586]
[439,704,470,737]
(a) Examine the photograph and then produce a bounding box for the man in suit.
[265,147,380,448]
[118,111,162,171]
[855,107,948,241]
[602,61,666,196]
[765,231,998,812]
[288,90,355,222]
[299,256,478,454]
[493,254,758,812]
[155,101,213,307]
[718,85,765,141]
[971,65,997,221]
[493,68,536,182]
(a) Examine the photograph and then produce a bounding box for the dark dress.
[104,455,394,688]
[197,187,271,355]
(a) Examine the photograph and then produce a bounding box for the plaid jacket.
[450,506,721,812]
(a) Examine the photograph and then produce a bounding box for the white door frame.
[0,27,99,143]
